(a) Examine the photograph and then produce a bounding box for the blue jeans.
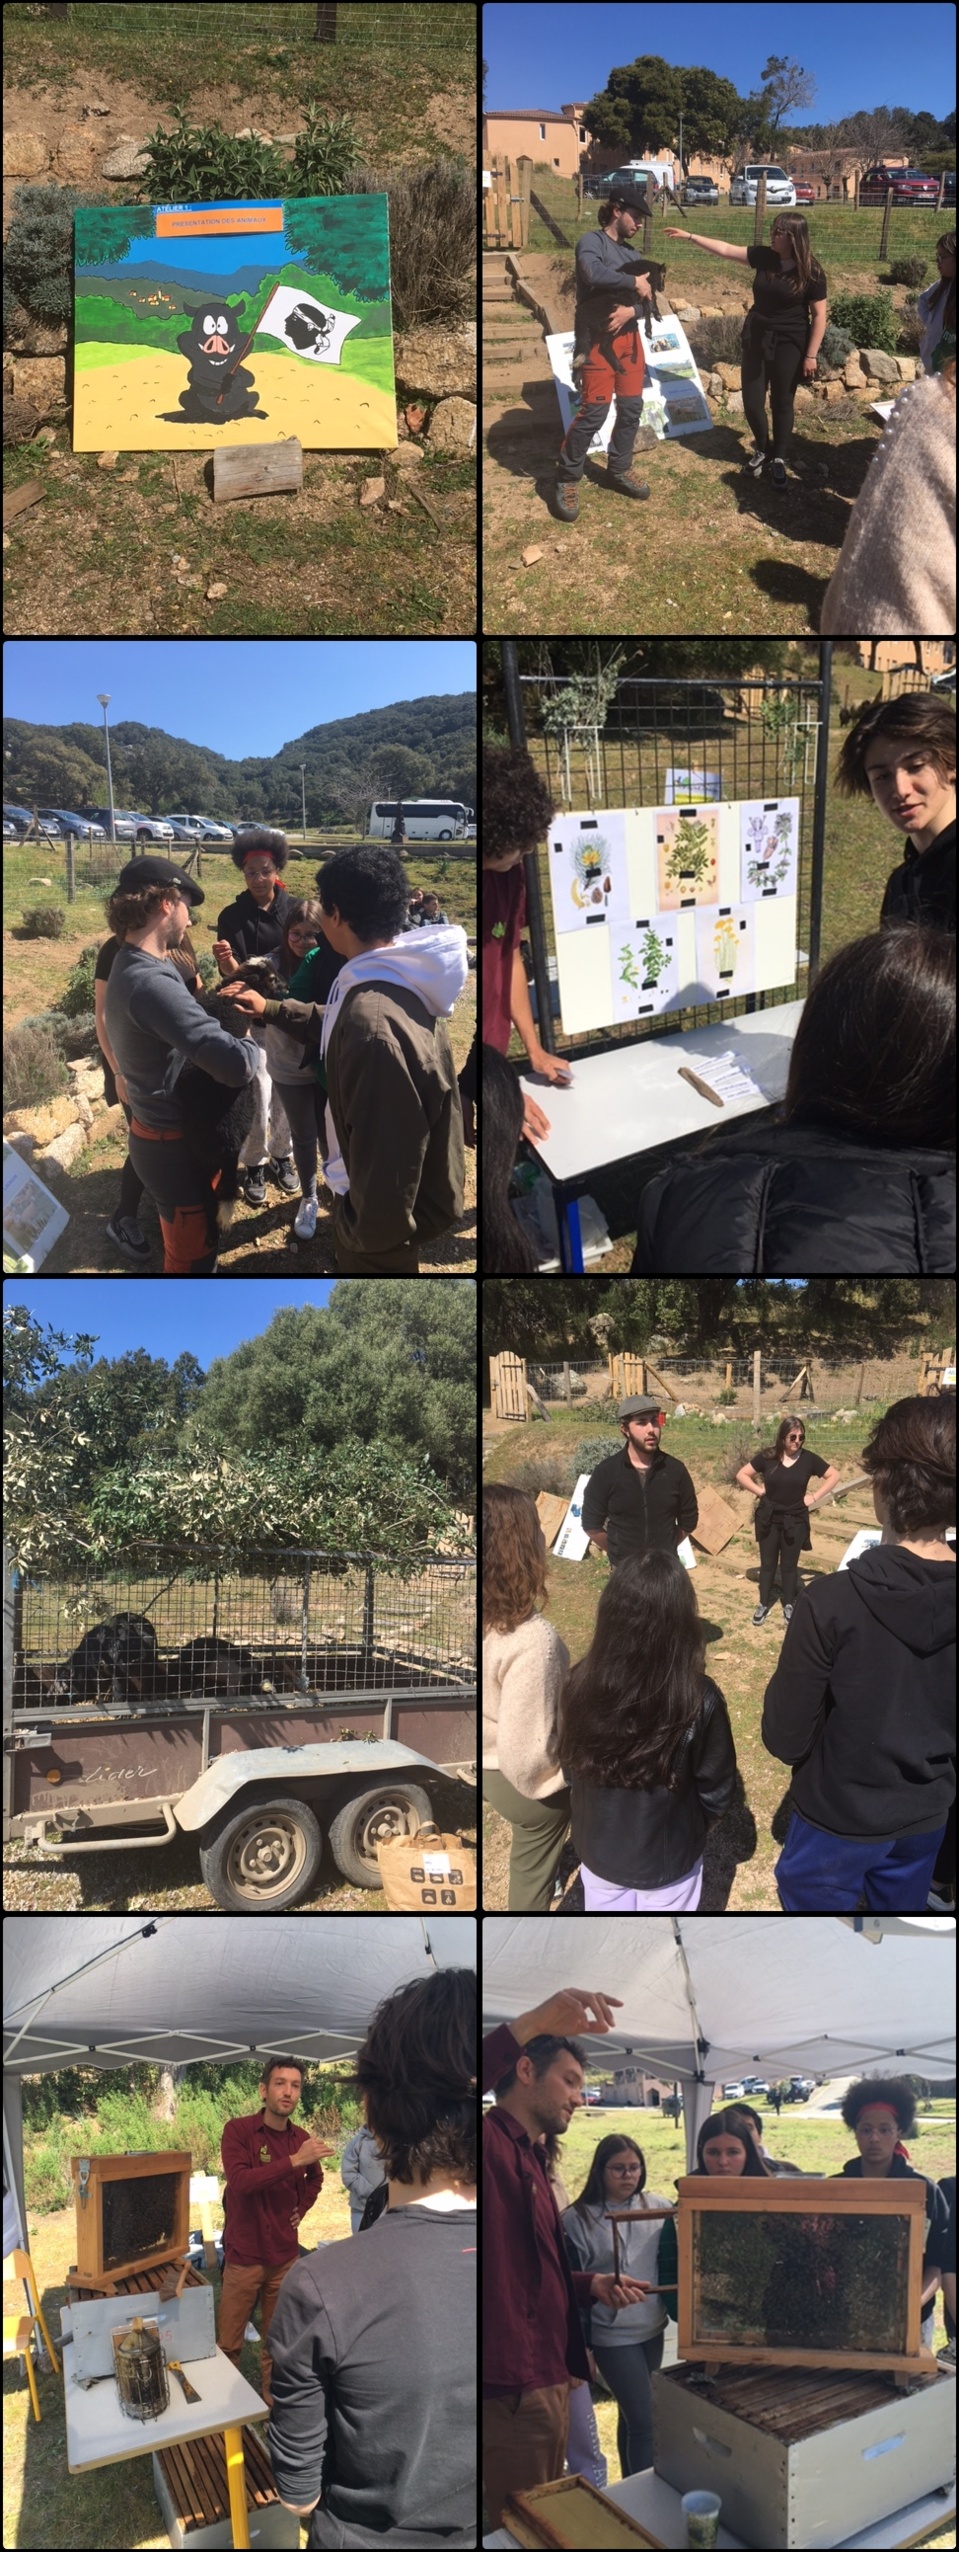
[775,1806,947,1911]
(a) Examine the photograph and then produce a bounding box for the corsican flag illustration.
[255,283,361,365]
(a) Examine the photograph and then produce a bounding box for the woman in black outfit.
[664,209,828,485]
[737,1417,840,1624]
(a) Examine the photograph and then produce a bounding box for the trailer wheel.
[328,1782,433,1887]
[199,1794,323,1910]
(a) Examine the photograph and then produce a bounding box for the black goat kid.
[178,959,287,1233]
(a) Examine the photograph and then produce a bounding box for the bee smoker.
[112,2316,170,2421]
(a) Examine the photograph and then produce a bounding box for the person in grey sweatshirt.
[562,2136,673,2479]
[339,2125,387,2234]
[102,857,259,1275]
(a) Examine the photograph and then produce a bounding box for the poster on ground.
[3,1141,69,1271]
[546,309,711,454]
[73,196,396,451]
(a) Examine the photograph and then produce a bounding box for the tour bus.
[367,798,469,840]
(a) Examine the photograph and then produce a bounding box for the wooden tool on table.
[677,1064,724,1107]
[165,2356,201,2404]
[155,2254,191,2302]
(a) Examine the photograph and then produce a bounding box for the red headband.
[857,2102,900,2122]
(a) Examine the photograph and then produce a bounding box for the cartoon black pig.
[174,301,265,422]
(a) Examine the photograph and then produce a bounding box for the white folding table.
[61,2312,270,2549]
[519,999,805,1271]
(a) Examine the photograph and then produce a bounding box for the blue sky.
[484,1,956,124]
[2,641,477,761]
[5,1279,336,1373]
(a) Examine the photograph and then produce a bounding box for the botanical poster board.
[73,196,396,451]
[675,2174,930,2376]
[546,801,799,1036]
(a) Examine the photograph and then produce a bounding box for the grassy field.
[481,1399,923,1911]
[549,2095,956,2537]
[484,188,946,634]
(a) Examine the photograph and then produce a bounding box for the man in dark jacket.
[582,1396,698,1567]
[483,1987,650,2529]
[762,1511,955,1911]
[552,187,658,520]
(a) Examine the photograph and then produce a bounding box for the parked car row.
[582,166,952,209]
[4,803,250,844]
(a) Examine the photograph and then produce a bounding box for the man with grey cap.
[103,854,259,1276]
[581,1399,698,1569]
[552,187,659,521]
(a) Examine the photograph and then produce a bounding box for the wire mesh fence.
[9,1545,476,1714]
[7,2,473,65]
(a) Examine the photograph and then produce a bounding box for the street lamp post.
[97,694,116,845]
[299,764,307,843]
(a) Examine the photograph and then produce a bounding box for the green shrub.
[21,906,65,938]
[348,157,474,329]
[821,323,855,367]
[886,257,928,288]
[828,289,898,353]
[3,1021,69,1109]
[59,1010,99,1059]
[4,182,108,331]
[718,1386,737,1405]
[140,108,290,202]
[692,313,747,367]
[59,944,102,1017]
[288,109,361,198]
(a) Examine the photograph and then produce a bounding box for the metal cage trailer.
[4,1545,476,1910]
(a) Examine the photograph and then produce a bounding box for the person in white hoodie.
[228,844,468,1272]
[483,1484,572,1910]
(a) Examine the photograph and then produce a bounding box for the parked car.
[163,818,203,844]
[792,181,816,204]
[131,814,175,842]
[3,803,36,837]
[681,175,719,206]
[860,165,940,203]
[85,807,138,840]
[741,2078,770,2097]
[784,2076,814,2102]
[943,172,956,206]
[37,808,106,838]
[729,165,796,207]
[721,2081,745,2099]
[166,811,234,840]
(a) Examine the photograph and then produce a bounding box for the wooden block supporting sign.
[213,438,303,503]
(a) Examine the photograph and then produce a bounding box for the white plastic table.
[519,1000,805,1271]
[61,2313,269,2549]
[484,2463,957,2549]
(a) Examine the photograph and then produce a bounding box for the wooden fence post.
[517,155,532,249]
[65,834,75,902]
[754,173,767,244]
[561,1362,571,1404]
[753,1349,762,1427]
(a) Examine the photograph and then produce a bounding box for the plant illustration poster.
[610,919,679,1018]
[739,796,800,903]
[73,197,396,451]
[695,904,756,999]
[549,812,631,934]
[656,805,720,909]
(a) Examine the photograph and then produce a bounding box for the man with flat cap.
[581,1398,699,1568]
[552,185,659,521]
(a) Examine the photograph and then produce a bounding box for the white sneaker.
[294,1195,318,1239]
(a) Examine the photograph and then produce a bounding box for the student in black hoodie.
[762,1394,955,1911]
[834,690,956,935]
[831,2076,951,2349]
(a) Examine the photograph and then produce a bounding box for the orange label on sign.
[155,207,284,235]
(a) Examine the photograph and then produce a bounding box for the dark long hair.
[769,211,820,298]
[694,2107,772,2176]
[558,1548,708,1792]
[861,1393,955,1536]
[773,1415,806,1460]
[781,925,955,1149]
[482,1045,538,1271]
[350,1969,475,2187]
[483,1482,548,1633]
[570,2134,648,2216]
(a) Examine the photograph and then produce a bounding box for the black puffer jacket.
[630,1119,955,1273]
[567,1675,737,1890]
[880,820,955,933]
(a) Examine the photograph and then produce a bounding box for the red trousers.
[578,318,646,404]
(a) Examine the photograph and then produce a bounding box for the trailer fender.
[174,1738,443,1833]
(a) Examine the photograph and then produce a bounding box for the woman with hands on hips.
[737,1416,839,1626]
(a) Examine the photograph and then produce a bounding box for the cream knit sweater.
[820,372,956,635]
[482,1611,570,1801]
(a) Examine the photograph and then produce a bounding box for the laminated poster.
[73,196,396,452]
[656,804,720,909]
[611,918,679,1019]
[545,310,711,451]
[695,904,756,1000]
[548,811,632,934]
[739,797,800,903]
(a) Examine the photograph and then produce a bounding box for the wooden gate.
[918,1347,957,1393]
[490,1352,528,1420]
[483,156,532,250]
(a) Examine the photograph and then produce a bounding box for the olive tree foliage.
[3,1305,471,1577]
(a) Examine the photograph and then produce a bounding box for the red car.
[860,164,939,202]
[791,181,816,205]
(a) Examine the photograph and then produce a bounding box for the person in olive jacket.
[581,1396,698,1567]
[762,1393,955,1912]
[833,689,956,935]
[737,1416,840,1624]
[630,923,955,1275]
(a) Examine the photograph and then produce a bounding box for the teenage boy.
[834,693,956,933]
[482,743,573,1143]
[219,2059,330,2412]
[228,843,468,1271]
[582,1396,699,1568]
[103,855,259,1275]
[213,826,297,1205]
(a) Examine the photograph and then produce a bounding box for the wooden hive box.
[675,2174,933,2377]
[653,2360,955,2550]
[71,2151,192,2285]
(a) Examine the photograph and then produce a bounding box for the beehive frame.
[71,2151,192,2285]
[675,2175,931,2376]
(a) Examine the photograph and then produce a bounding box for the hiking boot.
[607,469,650,498]
[743,445,766,476]
[270,1155,300,1196]
[105,1213,153,1266]
[770,457,788,488]
[752,1605,769,1625]
[240,1164,267,1207]
[552,479,580,521]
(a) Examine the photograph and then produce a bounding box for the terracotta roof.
[485,109,575,122]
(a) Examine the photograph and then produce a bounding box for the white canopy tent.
[483,1917,955,2165]
[4,1914,475,2251]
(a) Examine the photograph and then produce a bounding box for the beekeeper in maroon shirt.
[219,2057,331,2408]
